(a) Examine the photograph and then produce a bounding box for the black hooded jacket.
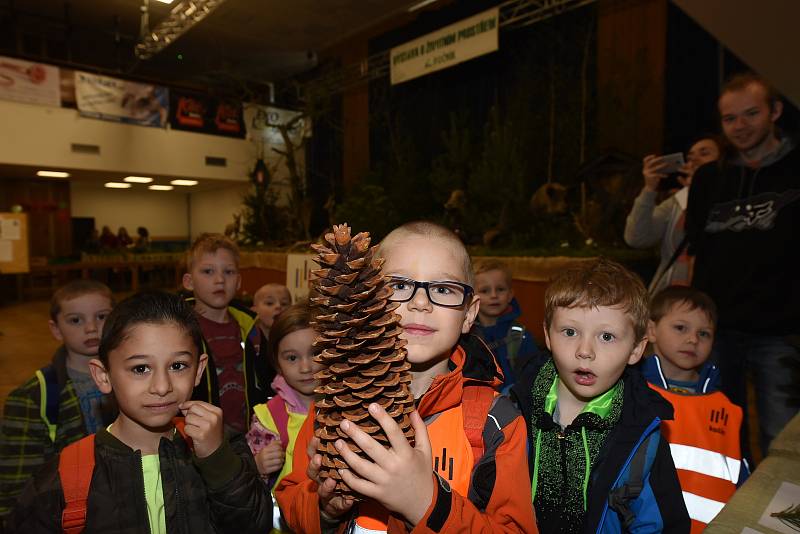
[8,429,272,533]
[510,354,690,533]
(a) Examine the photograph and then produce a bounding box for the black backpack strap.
[467,395,520,511]
[608,432,657,532]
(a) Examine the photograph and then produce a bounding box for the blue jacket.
[511,355,690,533]
[473,298,539,392]
[640,354,721,393]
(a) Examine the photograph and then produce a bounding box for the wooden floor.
[0,298,60,404]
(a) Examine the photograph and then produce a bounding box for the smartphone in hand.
[658,152,685,174]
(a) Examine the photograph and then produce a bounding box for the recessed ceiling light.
[105,182,132,189]
[124,176,154,183]
[154,0,174,4]
[149,185,174,191]
[170,179,198,186]
[37,170,70,178]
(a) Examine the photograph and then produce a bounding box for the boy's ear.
[460,294,480,334]
[627,337,648,366]
[542,323,552,351]
[48,319,64,343]
[88,359,113,394]
[646,320,657,343]
[194,353,209,387]
[182,273,194,292]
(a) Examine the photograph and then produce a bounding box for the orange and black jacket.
[188,298,275,428]
[275,334,538,534]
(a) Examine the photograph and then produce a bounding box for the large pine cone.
[309,224,415,498]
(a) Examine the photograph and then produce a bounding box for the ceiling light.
[149,185,174,191]
[408,0,439,12]
[37,170,70,178]
[154,0,175,4]
[124,176,154,183]
[170,179,198,186]
[105,182,132,189]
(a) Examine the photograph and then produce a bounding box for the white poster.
[0,56,61,107]
[75,71,168,127]
[286,253,317,303]
[244,104,311,147]
[390,7,499,85]
[0,218,21,240]
[0,240,12,263]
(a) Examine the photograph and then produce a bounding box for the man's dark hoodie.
[686,138,799,334]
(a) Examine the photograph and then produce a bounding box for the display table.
[705,413,800,533]
[19,253,183,297]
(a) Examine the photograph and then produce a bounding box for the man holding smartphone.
[686,72,800,460]
[624,137,721,293]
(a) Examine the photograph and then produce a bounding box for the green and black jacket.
[7,428,273,533]
[187,298,275,429]
[0,348,115,524]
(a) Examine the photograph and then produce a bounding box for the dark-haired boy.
[511,258,689,533]
[183,233,273,433]
[642,286,747,533]
[0,280,116,524]
[7,291,272,533]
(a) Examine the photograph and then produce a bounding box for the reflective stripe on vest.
[649,385,742,530]
[352,404,474,534]
[682,491,725,526]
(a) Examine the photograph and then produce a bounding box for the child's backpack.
[265,395,290,449]
[483,322,526,372]
[606,430,661,531]
[34,366,61,443]
[57,418,191,534]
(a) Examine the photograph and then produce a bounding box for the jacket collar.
[95,425,191,456]
[640,353,720,394]
[416,334,503,418]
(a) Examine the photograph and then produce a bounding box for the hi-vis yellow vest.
[650,385,743,534]
[254,402,309,533]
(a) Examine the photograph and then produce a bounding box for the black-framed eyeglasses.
[386,276,474,308]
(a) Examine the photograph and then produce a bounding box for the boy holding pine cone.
[275,221,537,533]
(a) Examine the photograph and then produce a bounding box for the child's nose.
[576,340,594,360]
[408,286,433,311]
[150,370,173,396]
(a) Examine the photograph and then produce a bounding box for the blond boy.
[183,233,272,433]
[0,280,115,523]
[473,259,538,391]
[251,283,292,338]
[276,221,536,533]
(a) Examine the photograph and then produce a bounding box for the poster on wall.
[75,71,168,127]
[169,91,245,138]
[244,103,311,147]
[390,7,499,85]
[0,56,61,107]
[286,253,316,302]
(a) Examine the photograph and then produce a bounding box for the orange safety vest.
[351,388,493,534]
[649,384,743,534]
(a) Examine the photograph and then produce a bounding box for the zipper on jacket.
[170,444,187,534]
[558,431,568,508]
[138,453,153,534]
